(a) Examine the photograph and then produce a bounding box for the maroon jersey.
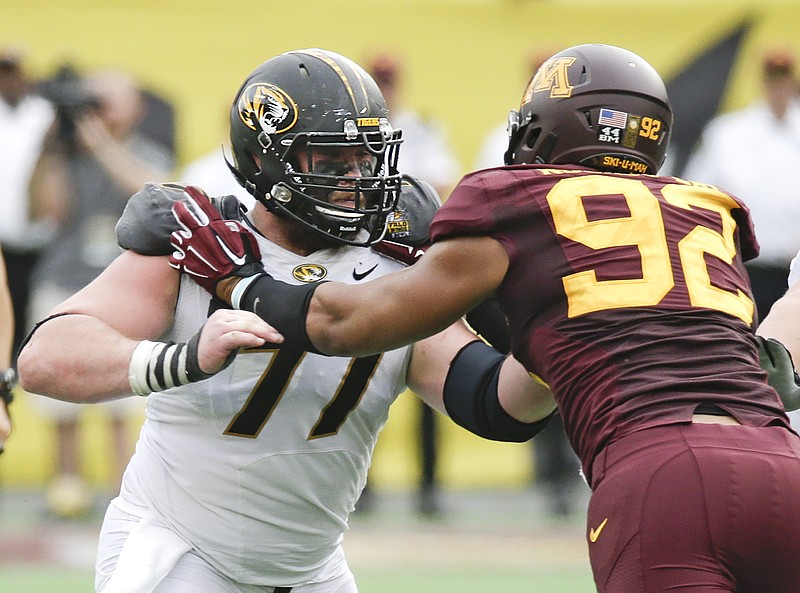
[430,164,791,483]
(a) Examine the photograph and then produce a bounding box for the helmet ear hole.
[525,127,542,150]
[537,133,557,163]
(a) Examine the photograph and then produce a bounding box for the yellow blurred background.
[2,0,799,489]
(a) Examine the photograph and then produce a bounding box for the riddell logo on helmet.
[238,83,299,135]
[523,57,577,102]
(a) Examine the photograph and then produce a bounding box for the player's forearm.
[441,340,555,442]
[17,314,137,401]
[306,288,403,356]
[0,403,10,447]
[498,358,557,423]
[0,293,12,369]
[307,277,460,357]
[757,282,800,364]
[307,246,494,357]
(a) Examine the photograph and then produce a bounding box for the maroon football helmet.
[505,44,672,175]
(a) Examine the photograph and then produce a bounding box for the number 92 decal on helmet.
[227,49,404,247]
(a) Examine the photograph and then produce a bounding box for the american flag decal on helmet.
[598,108,628,128]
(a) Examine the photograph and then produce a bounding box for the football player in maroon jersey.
[166,44,800,592]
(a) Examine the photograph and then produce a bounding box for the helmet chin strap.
[225,155,262,201]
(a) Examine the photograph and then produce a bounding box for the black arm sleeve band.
[238,274,324,355]
[442,340,554,442]
[465,298,511,354]
[17,312,79,357]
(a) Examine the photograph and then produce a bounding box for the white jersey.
[117,227,412,586]
[789,249,800,288]
[784,249,800,433]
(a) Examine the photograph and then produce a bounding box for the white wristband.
[128,340,189,396]
[129,340,160,396]
[127,328,227,396]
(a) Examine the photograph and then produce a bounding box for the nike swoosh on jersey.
[352,263,379,281]
[589,517,609,543]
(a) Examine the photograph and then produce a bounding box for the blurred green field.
[0,486,595,593]
[0,566,595,593]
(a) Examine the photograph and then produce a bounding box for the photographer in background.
[26,68,173,518]
[0,47,56,362]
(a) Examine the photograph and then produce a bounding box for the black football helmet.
[505,44,672,175]
[228,49,403,246]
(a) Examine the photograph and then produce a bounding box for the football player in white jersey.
[18,49,556,593]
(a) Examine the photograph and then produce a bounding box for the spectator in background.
[473,117,512,172]
[474,51,554,172]
[180,104,254,210]
[0,246,15,453]
[366,52,462,517]
[25,68,173,518]
[0,47,57,361]
[180,145,253,209]
[369,52,461,200]
[684,47,800,320]
[472,50,584,516]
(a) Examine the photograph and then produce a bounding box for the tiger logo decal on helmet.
[238,83,298,135]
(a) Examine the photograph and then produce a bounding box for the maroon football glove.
[372,240,429,265]
[169,186,264,297]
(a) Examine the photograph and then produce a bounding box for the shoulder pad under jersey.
[383,175,441,247]
[116,182,246,256]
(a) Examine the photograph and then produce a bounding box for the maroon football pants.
[587,423,800,592]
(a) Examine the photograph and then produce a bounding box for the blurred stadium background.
[2,0,799,590]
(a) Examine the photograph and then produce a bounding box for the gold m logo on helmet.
[292,264,328,283]
[238,83,298,135]
[524,57,577,101]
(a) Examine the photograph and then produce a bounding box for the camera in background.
[38,64,100,152]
